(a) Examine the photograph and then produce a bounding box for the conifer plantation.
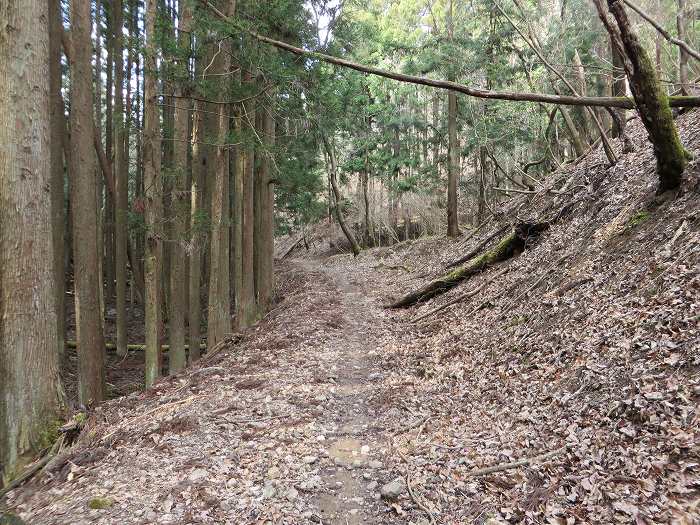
[1,0,699,522]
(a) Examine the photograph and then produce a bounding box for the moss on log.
[389,222,549,308]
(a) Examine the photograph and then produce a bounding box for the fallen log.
[411,266,510,323]
[445,225,508,269]
[65,340,206,352]
[388,222,550,308]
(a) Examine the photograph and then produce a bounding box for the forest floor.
[4,111,700,524]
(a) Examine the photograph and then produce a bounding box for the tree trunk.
[447,90,460,236]
[602,0,690,192]
[389,222,550,308]
[237,70,257,328]
[446,1,459,237]
[49,0,66,360]
[93,0,106,336]
[611,38,627,138]
[208,4,234,344]
[169,0,192,373]
[322,135,361,257]
[69,0,106,405]
[677,0,689,95]
[143,0,163,387]
[0,0,64,484]
[104,0,115,302]
[113,0,129,358]
[254,85,275,314]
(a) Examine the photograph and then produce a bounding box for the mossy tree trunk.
[601,0,690,193]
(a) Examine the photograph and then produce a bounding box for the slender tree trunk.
[69,0,106,405]
[104,0,115,301]
[93,0,106,332]
[144,0,163,386]
[446,0,460,237]
[208,4,234,344]
[447,90,460,236]
[611,39,627,137]
[49,0,66,360]
[322,134,361,256]
[188,45,214,362]
[254,88,275,313]
[113,0,129,358]
[0,0,64,484]
[238,70,257,327]
[169,0,192,372]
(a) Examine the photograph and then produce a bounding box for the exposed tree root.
[388,222,550,308]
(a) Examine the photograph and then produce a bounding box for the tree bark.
[254,84,275,314]
[49,0,66,360]
[611,38,627,137]
[169,0,192,373]
[69,0,106,405]
[113,0,129,358]
[677,0,690,94]
[236,69,257,328]
[446,0,460,237]
[0,0,64,484]
[143,0,163,387]
[188,50,214,362]
[208,2,234,344]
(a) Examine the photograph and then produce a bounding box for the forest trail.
[8,258,422,524]
[293,257,393,524]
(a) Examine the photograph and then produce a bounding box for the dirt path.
[293,258,392,524]
[7,258,420,524]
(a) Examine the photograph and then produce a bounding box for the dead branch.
[465,446,568,477]
[622,0,700,62]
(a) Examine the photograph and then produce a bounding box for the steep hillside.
[322,109,700,522]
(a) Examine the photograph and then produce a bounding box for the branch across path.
[203,1,700,109]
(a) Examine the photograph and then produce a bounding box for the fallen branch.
[0,435,65,498]
[65,340,206,353]
[465,446,568,477]
[278,233,305,260]
[398,452,437,525]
